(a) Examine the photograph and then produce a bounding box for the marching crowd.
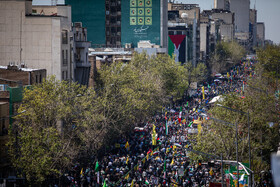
[60,59,256,187]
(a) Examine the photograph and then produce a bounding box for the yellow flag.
[131,179,134,187]
[173,145,177,150]
[209,167,214,176]
[125,174,129,180]
[80,168,83,175]
[126,157,129,164]
[147,154,149,160]
[153,124,156,133]
[202,86,205,100]
[125,141,129,150]
[171,158,174,165]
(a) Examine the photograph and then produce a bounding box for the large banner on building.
[122,0,161,47]
[168,35,186,63]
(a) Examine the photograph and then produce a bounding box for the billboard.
[121,0,161,47]
[168,35,186,63]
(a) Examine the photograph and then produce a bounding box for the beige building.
[0,0,73,81]
[256,22,265,47]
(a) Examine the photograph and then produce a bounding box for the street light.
[216,104,252,187]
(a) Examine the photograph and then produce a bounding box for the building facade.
[256,22,265,47]
[72,22,91,86]
[66,0,168,49]
[0,64,46,86]
[230,0,250,33]
[0,0,73,81]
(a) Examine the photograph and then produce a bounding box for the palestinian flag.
[168,35,186,63]
[145,180,149,185]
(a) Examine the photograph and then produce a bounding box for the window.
[62,71,64,80]
[62,30,68,44]
[62,50,67,65]
[65,50,68,65]
[62,71,68,80]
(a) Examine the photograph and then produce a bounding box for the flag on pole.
[126,156,129,164]
[95,161,99,172]
[202,86,205,100]
[188,121,193,127]
[103,180,107,187]
[125,141,130,150]
[145,179,149,185]
[131,179,134,187]
[165,121,168,135]
[171,158,175,165]
[124,174,129,180]
[80,168,83,176]
[95,161,100,184]
[178,106,182,123]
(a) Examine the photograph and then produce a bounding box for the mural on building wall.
[122,0,161,47]
[168,35,186,63]
[129,0,152,25]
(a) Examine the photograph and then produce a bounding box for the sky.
[33,0,280,44]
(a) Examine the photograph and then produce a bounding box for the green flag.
[103,180,107,187]
[188,121,193,127]
[165,121,168,135]
[164,157,166,171]
[95,161,99,172]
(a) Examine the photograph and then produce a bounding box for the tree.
[209,41,246,74]
[256,44,280,80]
[8,77,94,184]
[192,51,279,179]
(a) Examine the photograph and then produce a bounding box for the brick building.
[0,64,46,86]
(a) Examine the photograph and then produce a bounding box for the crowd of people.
[60,59,257,187]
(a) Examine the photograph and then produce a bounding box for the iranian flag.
[178,106,182,123]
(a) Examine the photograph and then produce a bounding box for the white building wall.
[0,1,72,81]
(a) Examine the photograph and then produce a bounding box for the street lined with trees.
[6,44,280,186]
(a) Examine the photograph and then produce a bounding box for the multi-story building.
[66,0,168,49]
[230,0,250,33]
[72,22,91,86]
[168,2,200,65]
[249,9,257,49]
[105,0,122,48]
[0,0,73,81]
[256,22,265,47]
[214,0,230,11]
